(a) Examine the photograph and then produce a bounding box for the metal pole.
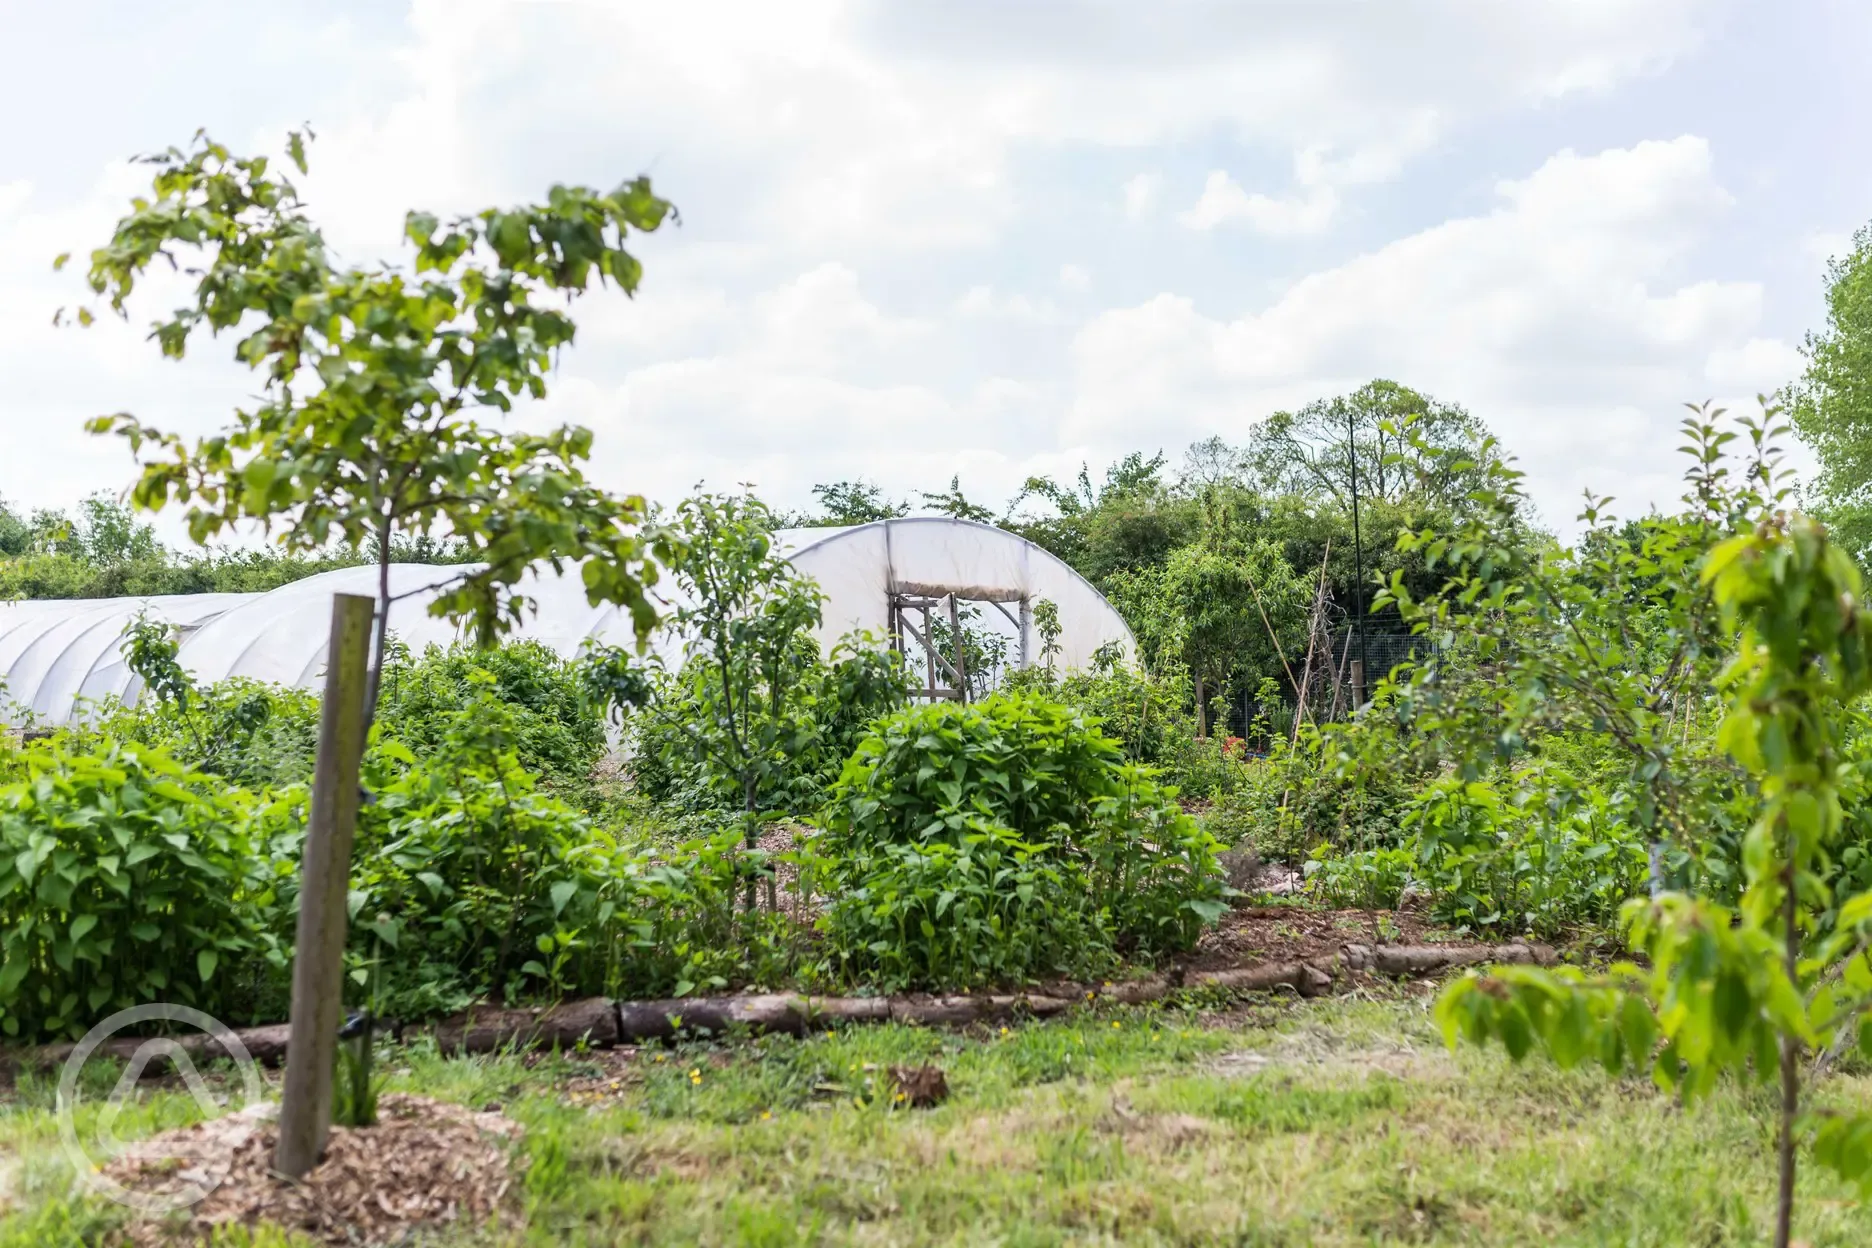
[1347,404,1368,710]
[276,593,374,1179]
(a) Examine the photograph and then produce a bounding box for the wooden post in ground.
[275,593,374,1180]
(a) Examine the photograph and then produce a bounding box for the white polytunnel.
[0,518,1134,726]
[771,518,1134,671]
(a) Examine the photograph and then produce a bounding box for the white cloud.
[0,0,1780,534]
[1177,170,1339,235]
[1074,137,1789,525]
[955,285,1061,323]
[1122,172,1161,220]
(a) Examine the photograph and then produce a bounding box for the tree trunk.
[1195,674,1207,739]
[743,775,760,913]
[1189,963,1333,997]
[362,524,394,728]
[1776,861,1800,1248]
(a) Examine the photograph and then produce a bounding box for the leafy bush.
[627,634,911,817]
[1404,773,1649,937]
[577,827,804,1000]
[1199,721,1419,864]
[813,691,1227,988]
[375,640,608,800]
[339,681,811,1016]
[63,616,323,789]
[0,740,285,1040]
[1305,844,1416,910]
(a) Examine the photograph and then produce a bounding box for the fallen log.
[888,994,1073,1028]
[1189,962,1334,998]
[614,993,890,1040]
[426,996,620,1054]
[7,941,1561,1077]
[1341,942,1556,976]
[21,1023,294,1075]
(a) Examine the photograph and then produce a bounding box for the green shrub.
[627,635,912,818]
[375,641,608,800]
[1403,773,1649,936]
[1305,844,1416,910]
[813,691,1227,988]
[576,826,803,1000]
[0,740,285,1040]
[341,684,809,1016]
[88,677,321,790]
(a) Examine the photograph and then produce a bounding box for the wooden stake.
[275,593,374,1180]
[946,593,969,703]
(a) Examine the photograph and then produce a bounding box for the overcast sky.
[1,0,1867,539]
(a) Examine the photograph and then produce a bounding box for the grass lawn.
[4,992,1871,1245]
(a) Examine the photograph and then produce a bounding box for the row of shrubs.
[0,674,1229,1043]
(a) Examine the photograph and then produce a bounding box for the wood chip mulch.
[103,1093,523,1246]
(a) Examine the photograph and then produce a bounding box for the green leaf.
[197,949,218,983]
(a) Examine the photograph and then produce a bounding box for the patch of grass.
[7,998,1872,1244]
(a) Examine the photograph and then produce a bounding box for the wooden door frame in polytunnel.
[887,590,1032,704]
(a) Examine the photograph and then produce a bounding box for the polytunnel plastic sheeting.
[774,518,1134,671]
[174,562,642,693]
[1,519,1135,726]
[0,594,248,725]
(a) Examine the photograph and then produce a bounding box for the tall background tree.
[1246,379,1496,508]
[1788,222,1872,561]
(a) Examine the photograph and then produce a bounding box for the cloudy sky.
[1,0,1866,538]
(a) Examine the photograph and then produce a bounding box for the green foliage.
[814,692,1227,988]
[1436,487,1872,1244]
[0,740,283,1040]
[90,616,322,788]
[1107,523,1306,737]
[608,497,913,846]
[635,494,823,821]
[1788,221,1872,562]
[1401,773,1649,937]
[1306,844,1415,911]
[1039,657,1196,774]
[917,475,996,523]
[343,707,608,1016]
[783,480,909,527]
[1032,598,1062,674]
[1204,721,1419,864]
[0,522,474,602]
[1246,379,1498,508]
[1373,405,1781,890]
[333,1031,384,1128]
[578,826,806,1000]
[374,640,607,800]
